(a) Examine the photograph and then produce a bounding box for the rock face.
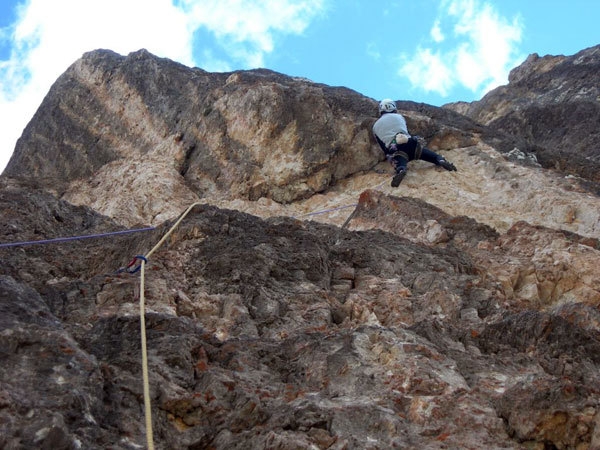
[4,48,518,227]
[5,49,384,224]
[445,45,600,192]
[1,48,600,449]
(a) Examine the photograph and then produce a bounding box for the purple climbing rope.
[0,227,156,249]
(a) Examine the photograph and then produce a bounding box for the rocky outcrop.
[4,49,521,227]
[1,186,599,449]
[1,48,600,449]
[4,49,384,220]
[445,45,600,192]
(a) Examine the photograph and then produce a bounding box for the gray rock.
[1,47,599,449]
[445,45,600,193]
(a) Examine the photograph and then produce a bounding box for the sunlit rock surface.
[1,47,599,449]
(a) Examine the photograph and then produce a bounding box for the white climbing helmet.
[378,98,397,115]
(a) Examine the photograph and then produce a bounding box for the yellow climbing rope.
[135,180,390,447]
[138,269,153,450]
[138,201,204,450]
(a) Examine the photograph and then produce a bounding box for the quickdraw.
[117,255,148,274]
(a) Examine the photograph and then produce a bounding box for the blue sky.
[0,0,599,173]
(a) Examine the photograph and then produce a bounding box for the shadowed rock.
[1,47,600,449]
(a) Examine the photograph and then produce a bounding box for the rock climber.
[372,98,457,187]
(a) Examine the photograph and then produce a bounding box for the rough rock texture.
[4,49,384,222]
[445,45,600,192]
[1,48,600,449]
[5,48,520,227]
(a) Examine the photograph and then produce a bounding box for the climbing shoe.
[438,159,457,171]
[391,169,407,187]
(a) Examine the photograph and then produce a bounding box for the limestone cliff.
[445,44,600,192]
[1,48,599,449]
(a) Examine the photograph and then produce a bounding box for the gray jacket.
[372,113,409,147]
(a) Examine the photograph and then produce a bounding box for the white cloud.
[398,0,523,99]
[399,48,453,96]
[366,42,381,61]
[175,0,325,69]
[0,0,325,173]
[0,0,191,173]
[198,48,232,73]
[431,20,444,43]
